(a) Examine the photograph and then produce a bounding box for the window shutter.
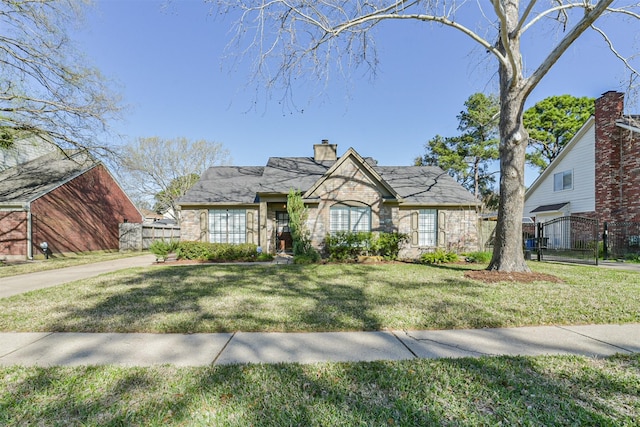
[411,211,419,245]
[200,211,208,242]
[246,211,254,243]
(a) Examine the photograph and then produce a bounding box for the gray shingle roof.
[0,150,97,205]
[179,166,265,204]
[375,166,478,205]
[179,154,477,207]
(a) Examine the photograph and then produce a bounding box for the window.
[329,204,371,233]
[553,170,572,191]
[209,209,246,243]
[418,209,437,246]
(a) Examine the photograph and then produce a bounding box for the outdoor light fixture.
[39,242,49,259]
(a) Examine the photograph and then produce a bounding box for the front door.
[276,211,292,252]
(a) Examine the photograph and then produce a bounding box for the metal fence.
[603,221,640,260]
[528,216,599,265]
[119,223,180,251]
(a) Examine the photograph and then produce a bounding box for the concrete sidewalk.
[0,324,638,367]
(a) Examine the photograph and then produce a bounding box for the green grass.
[0,262,638,333]
[1,354,638,426]
[0,251,145,279]
[1,261,638,425]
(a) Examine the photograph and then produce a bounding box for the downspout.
[26,202,33,260]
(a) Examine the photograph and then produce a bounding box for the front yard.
[1,261,638,426]
[0,262,638,333]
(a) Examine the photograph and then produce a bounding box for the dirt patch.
[464,270,563,284]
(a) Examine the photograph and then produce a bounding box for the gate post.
[536,222,543,262]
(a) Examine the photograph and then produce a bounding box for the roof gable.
[303,147,400,200]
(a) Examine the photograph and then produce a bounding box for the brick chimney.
[594,91,625,222]
[313,139,337,162]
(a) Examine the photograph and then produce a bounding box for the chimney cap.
[321,139,329,144]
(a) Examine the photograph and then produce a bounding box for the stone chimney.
[594,91,625,222]
[313,139,337,162]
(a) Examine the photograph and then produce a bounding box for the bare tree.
[117,137,231,221]
[210,0,640,272]
[0,0,121,156]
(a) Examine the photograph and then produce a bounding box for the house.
[179,142,480,258]
[0,150,142,260]
[524,91,640,224]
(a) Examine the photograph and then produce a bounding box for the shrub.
[176,241,213,261]
[256,252,274,262]
[326,231,373,261]
[287,189,320,262]
[372,232,409,260]
[176,241,260,262]
[463,251,492,263]
[149,239,179,261]
[293,252,320,264]
[420,249,459,264]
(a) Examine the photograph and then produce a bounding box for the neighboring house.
[524,91,640,224]
[179,142,480,258]
[140,208,165,224]
[0,133,57,172]
[0,150,142,260]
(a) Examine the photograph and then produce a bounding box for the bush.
[372,232,409,260]
[420,249,459,264]
[176,241,260,262]
[463,251,492,263]
[293,252,320,264]
[149,239,179,261]
[326,231,373,261]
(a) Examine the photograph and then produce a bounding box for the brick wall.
[594,91,640,223]
[30,165,142,256]
[0,211,28,259]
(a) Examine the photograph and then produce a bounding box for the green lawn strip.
[1,354,638,426]
[0,263,638,333]
[0,251,145,279]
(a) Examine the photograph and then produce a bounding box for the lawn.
[1,354,638,426]
[1,261,638,425]
[0,262,638,333]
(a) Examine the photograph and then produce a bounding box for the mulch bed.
[464,270,564,284]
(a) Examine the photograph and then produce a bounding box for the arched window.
[329,202,371,233]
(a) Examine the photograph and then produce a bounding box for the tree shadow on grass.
[2,354,637,425]
[0,263,535,333]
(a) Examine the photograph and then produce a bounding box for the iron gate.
[534,216,599,265]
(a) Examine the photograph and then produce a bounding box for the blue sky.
[75,0,638,186]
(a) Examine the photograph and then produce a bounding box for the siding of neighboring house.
[595,91,640,223]
[524,120,596,220]
[525,91,640,225]
[0,211,27,257]
[28,165,142,255]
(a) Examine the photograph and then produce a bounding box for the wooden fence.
[119,223,180,251]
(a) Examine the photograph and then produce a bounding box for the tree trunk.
[488,89,530,272]
[488,0,531,272]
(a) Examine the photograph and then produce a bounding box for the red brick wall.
[594,91,640,223]
[0,211,28,257]
[30,165,142,256]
